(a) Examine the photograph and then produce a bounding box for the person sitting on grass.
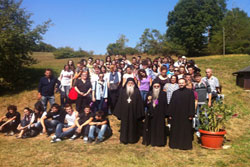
[0,105,21,136]
[87,110,112,144]
[70,105,94,143]
[39,103,66,136]
[16,107,35,139]
[50,104,77,143]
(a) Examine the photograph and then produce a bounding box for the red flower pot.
[199,129,226,149]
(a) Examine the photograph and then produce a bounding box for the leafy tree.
[0,0,50,88]
[208,8,250,54]
[166,0,226,56]
[107,34,137,55]
[136,28,164,55]
[53,47,89,59]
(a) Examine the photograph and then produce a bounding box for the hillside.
[0,52,249,167]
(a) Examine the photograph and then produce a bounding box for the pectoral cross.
[127,97,132,103]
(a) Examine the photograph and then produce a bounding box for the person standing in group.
[38,69,61,112]
[107,65,121,114]
[163,75,179,104]
[167,78,195,150]
[59,65,74,107]
[74,71,92,113]
[92,73,108,114]
[143,81,168,147]
[137,69,152,101]
[114,78,145,144]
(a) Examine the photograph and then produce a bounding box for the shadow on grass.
[0,67,47,96]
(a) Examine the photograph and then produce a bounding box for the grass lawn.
[0,53,250,167]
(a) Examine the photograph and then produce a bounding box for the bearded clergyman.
[114,78,145,144]
[142,80,168,147]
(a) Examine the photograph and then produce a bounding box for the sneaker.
[95,139,103,144]
[70,134,78,141]
[9,131,14,136]
[4,132,9,136]
[51,135,56,140]
[50,138,62,143]
[196,131,201,138]
[87,138,94,143]
[83,137,88,143]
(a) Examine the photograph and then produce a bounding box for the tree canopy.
[208,8,250,55]
[0,0,50,88]
[166,0,226,56]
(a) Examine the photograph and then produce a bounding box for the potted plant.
[198,101,234,149]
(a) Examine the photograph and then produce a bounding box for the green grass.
[0,53,250,167]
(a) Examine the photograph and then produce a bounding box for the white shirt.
[202,76,219,93]
[60,70,73,86]
[65,111,77,126]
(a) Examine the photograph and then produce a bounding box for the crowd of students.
[0,55,221,148]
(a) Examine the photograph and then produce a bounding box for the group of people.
[0,55,221,150]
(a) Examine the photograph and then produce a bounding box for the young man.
[167,78,195,150]
[39,103,65,136]
[51,104,77,143]
[88,110,112,144]
[70,106,94,142]
[38,69,61,111]
[0,105,21,135]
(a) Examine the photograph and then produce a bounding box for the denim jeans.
[60,86,70,107]
[88,124,108,140]
[55,123,76,139]
[93,98,105,113]
[41,96,55,112]
[43,119,60,133]
[140,90,148,101]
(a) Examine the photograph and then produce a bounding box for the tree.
[208,8,250,54]
[166,0,226,56]
[0,0,50,88]
[136,28,164,55]
[107,34,137,55]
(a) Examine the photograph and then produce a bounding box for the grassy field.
[0,52,250,167]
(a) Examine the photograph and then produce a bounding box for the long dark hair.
[138,69,148,81]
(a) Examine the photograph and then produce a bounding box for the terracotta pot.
[199,129,226,149]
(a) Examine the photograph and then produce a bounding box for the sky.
[21,0,250,55]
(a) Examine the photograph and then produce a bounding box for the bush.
[53,47,90,59]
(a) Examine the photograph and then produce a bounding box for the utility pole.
[223,27,225,56]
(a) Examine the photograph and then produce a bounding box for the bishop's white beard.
[152,87,160,100]
[126,85,135,97]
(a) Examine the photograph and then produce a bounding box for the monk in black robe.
[167,78,195,150]
[143,81,168,147]
[114,78,145,144]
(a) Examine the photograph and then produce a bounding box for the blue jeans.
[55,123,76,139]
[140,90,148,101]
[93,98,105,113]
[60,86,70,107]
[88,124,108,140]
[41,96,55,112]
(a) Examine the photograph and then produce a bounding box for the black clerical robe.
[167,88,195,150]
[114,87,145,144]
[143,90,168,146]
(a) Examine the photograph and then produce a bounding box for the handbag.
[68,87,78,100]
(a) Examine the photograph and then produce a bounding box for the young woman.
[68,60,76,73]
[155,66,170,89]
[16,107,35,138]
[163,75,179,104]
[0,105,21,135]
[75,72,92,113]
[59,64,74,106]
[137,69,152,101]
